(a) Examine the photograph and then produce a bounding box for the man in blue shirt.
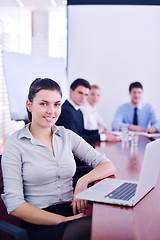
[112,82,160,133]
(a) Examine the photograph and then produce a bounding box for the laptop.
[76,138,160,207]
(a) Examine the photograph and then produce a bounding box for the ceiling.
[0,0,66,9]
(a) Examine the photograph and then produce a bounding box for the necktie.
[133,107,138,125]
[77,109,84,127]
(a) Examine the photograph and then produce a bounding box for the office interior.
[1,0,160,145]
[1,2,160,240]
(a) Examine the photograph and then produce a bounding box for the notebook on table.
[76,138,160,207]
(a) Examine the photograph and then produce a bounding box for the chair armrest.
[0,220,29,240]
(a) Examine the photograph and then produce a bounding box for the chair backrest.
[0,161,29,240]
[0,162,20,223]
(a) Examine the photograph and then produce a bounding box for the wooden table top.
[92,136,160,240]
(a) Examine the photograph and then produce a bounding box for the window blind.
[0,9,31,143]
[0,6,67,144]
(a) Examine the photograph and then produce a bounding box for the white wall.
[67,5,160,128]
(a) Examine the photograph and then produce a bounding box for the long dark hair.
[27,78,62,122]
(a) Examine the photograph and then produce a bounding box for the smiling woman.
[26,78,62,123]
[1,77,116,240]
[25,79,63,154]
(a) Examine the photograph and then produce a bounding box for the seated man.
[56,78,119,146]
[112,81,160,133]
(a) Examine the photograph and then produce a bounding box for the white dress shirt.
[81,102,106,130]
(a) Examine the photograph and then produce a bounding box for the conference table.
[92,135,160,240]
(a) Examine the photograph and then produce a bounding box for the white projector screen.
[67,4,160,128]
[3,51,69,121]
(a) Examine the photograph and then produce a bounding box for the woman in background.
[81,84,107,132]
[1,78,115,240]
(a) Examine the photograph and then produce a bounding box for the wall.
[67,4,160,128]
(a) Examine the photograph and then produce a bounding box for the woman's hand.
[65,212,86,222]
[72,162,115,215]
[72,178,89,215]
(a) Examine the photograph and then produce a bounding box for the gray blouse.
[1,124,110,213]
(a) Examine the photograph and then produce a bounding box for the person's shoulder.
[5,124,31,142]
[142,102,152,107]
[117,102,130,109]
[62,99,71,107]
[4,128,24,147]
[6,128,21,140]
[55,125,65,135]
[122,102,130,106]
[56,125,80,138]
[62,100,74,111]
[141,102,155,110]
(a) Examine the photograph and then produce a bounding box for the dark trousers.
[21,202,92,240]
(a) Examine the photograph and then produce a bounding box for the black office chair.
[73,156,93,188]
[0,162,29,240]
[0,220,29,240]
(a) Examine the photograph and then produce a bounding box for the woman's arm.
[11,202,85,225]
[72,161,115,214]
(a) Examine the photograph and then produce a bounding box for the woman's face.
[26,89,62,128]
[88,88,101,107]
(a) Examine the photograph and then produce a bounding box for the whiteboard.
[3,51,69,120]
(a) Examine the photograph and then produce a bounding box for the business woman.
[1,78,115,240]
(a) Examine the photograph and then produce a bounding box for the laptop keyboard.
[104,182,137,201]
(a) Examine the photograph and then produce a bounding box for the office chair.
[0,163,29,240]
[0,220,29,240]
